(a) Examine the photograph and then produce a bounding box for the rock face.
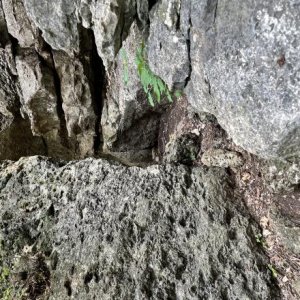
[1,0,300,161]
[148,0,300,161]
[192,0,300,160]
[0,156,280,299]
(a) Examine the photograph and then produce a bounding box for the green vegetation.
[0,266,13,300]
[120,43,183,106]
[135,43,173,107]
[268,264,278,278]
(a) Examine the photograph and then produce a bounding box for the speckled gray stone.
[0,156,280,299]
[186,0,300,161]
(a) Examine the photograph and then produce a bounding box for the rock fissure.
[48,48,70,151]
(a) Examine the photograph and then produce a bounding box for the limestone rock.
[2,0,38,47]
[0,156,280,299]
[16,49,60,136]
[15,49,74,159]
[185,0,300,161]
[23,0,148,67]
[0,0,9,46]
[23,0,80,52]
[201,149,244,168]
[0,37,46,160]
[53,50,96,157]
[0,47,18,132]
[148,0,190,90]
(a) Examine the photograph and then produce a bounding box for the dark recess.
[78,25,106,155]
[149,0,158,10]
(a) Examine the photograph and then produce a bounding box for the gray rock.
[0,47,18,133]
[201,149,244,168]
[16,49,60,136]
[185,0,300,161]
[2,0,38,47]
[15,49,75,159]
[0,40,46,160]
[264,160,300,193]
[23,0,80,52]
[148,0,190,90]
[92,0,135,67]
[23,0,148,67]
[53,51,96,157]
[0,0,9,46]
[0,156,280,299]
[272,213,300,255]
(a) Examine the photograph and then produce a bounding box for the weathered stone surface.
[201,149,244,168]
[265,160,300,193]
[147,0,190,90]
[23,0,148,67]
[14,49,76,159]
[53,51,96,157]
[185,0,300,161]
[23,0,80,52]
[0,0,9,46]
[0,31,47,160]
[0,47,18,132]
[16,49,60,136]
[2,0,38,47]
[0,156,280,299]
[1,0,299,163]
[263,160,300,257]
[158,97,202,164]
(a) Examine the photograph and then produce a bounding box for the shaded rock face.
[0,0,165,162]
[0,156,280,299]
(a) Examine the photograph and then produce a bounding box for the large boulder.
[186,0,300,161]
[148,0,300,161]
[0,156,280,299]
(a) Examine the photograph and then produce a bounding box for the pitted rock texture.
[0,156,280,299]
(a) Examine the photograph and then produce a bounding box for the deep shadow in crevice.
[78,25,106,155]
[148,0,158,11]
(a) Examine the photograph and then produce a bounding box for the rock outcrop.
[0,156,280,299]
[0,1,299,298]
[0,0,299,161]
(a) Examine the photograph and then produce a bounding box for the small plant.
[135,42,173,107]
[268,264,278,278]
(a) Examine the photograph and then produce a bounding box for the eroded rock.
[147,0,190,90]
[2,0,38,47]
[201,149,244,168]
[0,156,280,299]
